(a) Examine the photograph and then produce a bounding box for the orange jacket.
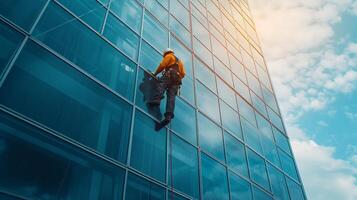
[154,52,185,79]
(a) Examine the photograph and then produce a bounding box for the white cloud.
[250,0,357,199]
[317,120,329,127]
[344,111,357,120]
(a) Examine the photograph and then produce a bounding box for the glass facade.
[0,0,306,199]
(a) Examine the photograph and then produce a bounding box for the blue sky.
[250,0,357,199]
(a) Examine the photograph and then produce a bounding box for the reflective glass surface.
[247,149,270,191]
[242,119,263,155]
[110,0,142,33]
[0,0,47,31]
[218,79,237,110]
[198,113,225,162]
[125,173,166,200]
[170,17,191,48]
[34,2,137,101]
[273,127,292,155]
[0,21,24,76]
[224,132,248,177]
[286,178,305,200]
[220,101,242,139]
[170,0,190,29]
[228,171,253,200]
[0,111,125,200]
[143,12,168,51]
[252,186,273,200]
[130,110,166,182]
[0,41,132,163]
[278,149,299,181]
[237,95,256,126]
[170,37,193,77]
[196,82,220,123]
[201,153,229,200]
[169,133,199,198]
[267,164,290,200]
[195,58,216,93]
[139,41,162,72]
[145,0,168,26]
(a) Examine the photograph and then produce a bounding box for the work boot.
[155,115,172,131]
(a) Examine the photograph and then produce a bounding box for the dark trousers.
[150,74,179,119]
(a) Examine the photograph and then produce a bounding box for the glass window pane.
[224,132,248,177]
[170,37,192,78]
[278,149,299,181]
[193,38,213,68]
[110,0,142,33]
[125,173,166,200]
[246,71,263,99]
[214,57,233,86]
[262,86,279,113]
[0,40,132,163]
[286,177,305,200]
[57,0,106,32]
[180,76,195,105]
[220,102,242,139]
[267,164,290,200]
[145,0,168,26]
[237,95,256,126]
[104,13,139,60]
[217,79,237,110]
[0,0,47,31]
[170,0,190,29]
[139,41,162,72]
[198,113,225,162]
[242,119,263,155]
[192,16,211,50]
[247,149,270,191]
[211,37,229,67]
[256,114,280,167]
[130,111,167,182]
[230,53,247,84]
[234,75,251,103]
[170,17,191,48]
[201,153,229,200]
[242,49,257,76]
[252,186,273,200]
[157,0,169,8]
[0,111,125,199]
[228,171,252,200]
[171,98,197,144]
[143,12,168,51]
[195,58,216,93]
[273,127,292,155]
[0,21,24,76]
[267,107,285,132]
[191,3,208,28]
[34,2,137,101]
[196,82,220,123]
[169,133,199,198]
[251,93,268,119]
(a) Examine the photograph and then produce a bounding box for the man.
[149,48,185,130]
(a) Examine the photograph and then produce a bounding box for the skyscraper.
[0,0,306,199]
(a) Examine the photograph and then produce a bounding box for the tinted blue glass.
[157,0,169,8]
[286,178,305,200]
[135,68,166,121]
[139,41,162,72]
[191,1,207,27]
[196,82,220,123]
[143,12,168,51]
[170,0,190,28]
[34,2,137,101]
[0,21,24,76]
[192,16,211,49]
[170,37,192,77]
[195,58,216,93]
[201,153,229,200]
[229,171,252,200]
[171,98,197,144]
[131,111,166,182]
[267,107,285,132]
[0,193,19,200]
[273,127,292,155]
[180,76,195,105]
[267,164,290,200]
[0,111,125,199]
[220,101,242,139]
[170,17,191,48]
[252,186,273,200]
[211,37,229,67]
[168,192,189,200]
[237,95,256,126]
[0,0,46,31]
[234,75,251,103]
[214,57,233,86]
[104,13,139,60]
[247,149,270,191]
[198,113,225,162]
[57,0,106,32]
[262,85,279,113]
[224,132,248,177]
[193,38,213,68]
[146,0,168,26]
[169,133,199,198]
[252,93,268,119]
[242,119,263,155]
[230,53,246,84]
[125,173,166,200]
[110,0,142,33]
[217,79,237,110]
[247,71,263,99]
[278,149,299,181]
[0,41,132,163]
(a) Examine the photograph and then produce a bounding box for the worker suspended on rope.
[148,48,186,131]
